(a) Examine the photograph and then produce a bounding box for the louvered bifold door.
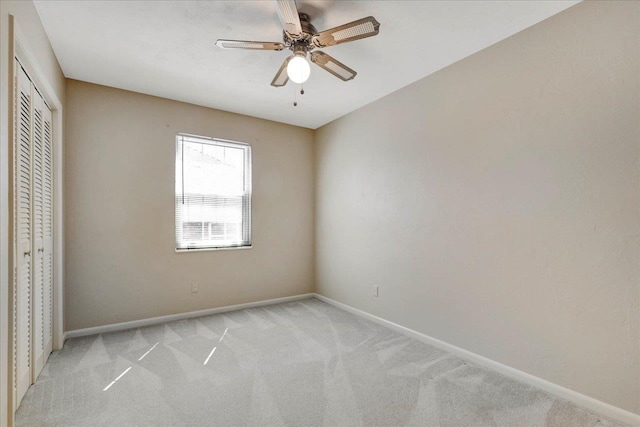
[14,61,32,408]
[42,102,53,362]
[31,88,46,379]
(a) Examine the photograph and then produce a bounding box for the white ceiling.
[34,1,579,129]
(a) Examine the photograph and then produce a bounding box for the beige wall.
[64,80,314,331]
[315,1,639,414]
[1,1,66,425]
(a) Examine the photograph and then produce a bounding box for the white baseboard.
[64,293,315,341]
[312,293,640,427]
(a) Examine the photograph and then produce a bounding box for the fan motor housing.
[283,13,317,50]
[299,13,318,36]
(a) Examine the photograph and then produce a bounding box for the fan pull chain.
[293,83,305,107]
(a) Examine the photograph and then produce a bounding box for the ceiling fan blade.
[271,56,291,87]
[215,39,285,51]
[310,51,357,81]
[274,0,303,37]
[313,16,380,48]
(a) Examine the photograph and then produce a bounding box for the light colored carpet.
[16,298,627,426]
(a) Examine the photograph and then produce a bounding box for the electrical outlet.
[191,283,199,293]
[373,286,379,297]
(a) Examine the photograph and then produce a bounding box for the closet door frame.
[3,16,65,423]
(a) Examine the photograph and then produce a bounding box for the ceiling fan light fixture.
[287,53,310,84]
[217,2,381,90]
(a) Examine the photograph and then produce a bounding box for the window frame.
[174,133,252,253]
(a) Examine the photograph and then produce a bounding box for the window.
[175,134,251,250]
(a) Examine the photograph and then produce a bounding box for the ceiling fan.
[215,0,380,88]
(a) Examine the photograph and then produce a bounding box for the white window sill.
[175,245,252,253]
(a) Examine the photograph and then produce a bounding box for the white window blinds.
[175,134,252,250]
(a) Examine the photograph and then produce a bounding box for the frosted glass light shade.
[287,55,311,84]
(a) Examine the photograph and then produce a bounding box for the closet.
[13,58,54,408]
